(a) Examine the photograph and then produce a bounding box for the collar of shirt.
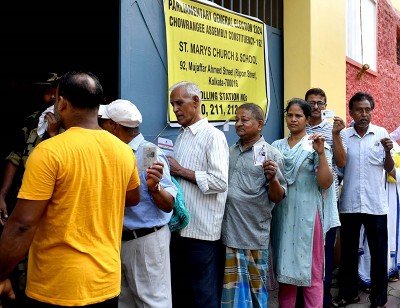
[127,133,145,152]
[307,119,328,129]
[235,135,265,152]
[348,123,378,138]
[184,117,208,135]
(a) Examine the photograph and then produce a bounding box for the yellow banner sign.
[164,0,269,125]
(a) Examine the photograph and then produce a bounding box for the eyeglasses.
[307,101,326,108]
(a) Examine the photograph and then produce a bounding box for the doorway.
[0,0,119,161]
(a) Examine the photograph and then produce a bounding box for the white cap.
[98,99,142,128]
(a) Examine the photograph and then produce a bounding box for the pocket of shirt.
[237,165,265,195]
[367,145,385,165]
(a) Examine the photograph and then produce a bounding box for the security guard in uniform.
[0,72,62,307]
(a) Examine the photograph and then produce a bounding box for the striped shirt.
[306,120,347,198]
[174,118,229,241]
[340,124,389,214]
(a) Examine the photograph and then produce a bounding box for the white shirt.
[174,118,229,241]
[340,124,390,214]
[390,126,400,142]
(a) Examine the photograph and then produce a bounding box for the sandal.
[364,287,371,294]
[331,296,360,307]
[389,275,399,282]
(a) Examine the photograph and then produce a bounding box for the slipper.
[331,296,360,307]
[364,287,371,294]
[389,276,399,282]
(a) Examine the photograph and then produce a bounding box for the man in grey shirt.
[221,103,286,307]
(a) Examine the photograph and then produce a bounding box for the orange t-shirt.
[18,127,140,306]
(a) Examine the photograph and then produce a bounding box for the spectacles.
[308,101,326,108]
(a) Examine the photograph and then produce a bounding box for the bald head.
[58,71,103,109]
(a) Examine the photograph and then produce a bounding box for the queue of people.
[0,74,398,308]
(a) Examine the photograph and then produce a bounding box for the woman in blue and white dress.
[271,98,338,307]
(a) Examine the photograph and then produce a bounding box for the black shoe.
[331,296,360,307]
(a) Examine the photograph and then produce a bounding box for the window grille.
[209,0,283,30]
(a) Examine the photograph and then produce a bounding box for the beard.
[53,105,65,129]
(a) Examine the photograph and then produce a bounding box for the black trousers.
[338,213,388,307]
[170,233,224,308]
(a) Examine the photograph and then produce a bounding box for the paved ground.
[267,268,400,307]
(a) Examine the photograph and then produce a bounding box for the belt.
[122,226,164,241]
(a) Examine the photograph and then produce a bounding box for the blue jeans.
[170,233,224,308]
[338,213,388,307]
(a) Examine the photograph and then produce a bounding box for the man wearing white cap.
[98,99,177,308]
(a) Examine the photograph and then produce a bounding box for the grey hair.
[169,81,202,101]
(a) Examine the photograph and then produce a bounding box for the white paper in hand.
[253,144,267,165]
[158,137,174,158]
[302,137,313,152]
[139,144,158,172]
[321,110,335,120]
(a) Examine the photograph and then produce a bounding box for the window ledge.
[346,57,378,77]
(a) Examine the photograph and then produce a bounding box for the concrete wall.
[346,0,400,133]
[283,0,347,135]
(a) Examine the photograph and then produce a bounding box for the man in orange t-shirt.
[0,71,140,307]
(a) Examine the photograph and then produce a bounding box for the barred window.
[209,0,282,30]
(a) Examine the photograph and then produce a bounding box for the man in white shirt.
[167,81,229,308]
[333,92,394,308]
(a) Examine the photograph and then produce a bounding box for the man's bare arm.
[0,198,49,280]
[167,156,197,184]
[125,187,140,207]
[0,162,18,224]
